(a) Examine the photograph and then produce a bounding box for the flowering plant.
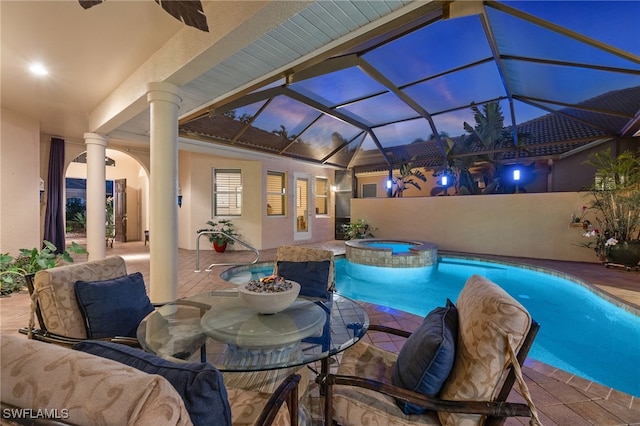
[580,149,640,259]
[582,228,619,260]
[571,205,588,224]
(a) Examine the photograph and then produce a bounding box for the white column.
[147,82,182,304]
[84,133,108,261]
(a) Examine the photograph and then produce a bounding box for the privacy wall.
[351,192,598,263]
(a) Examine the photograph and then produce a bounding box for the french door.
[294,174,311,240]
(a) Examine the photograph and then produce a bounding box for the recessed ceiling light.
[29,63,48,76]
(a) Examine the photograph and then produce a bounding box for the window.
[362,183,377,198]
[213,169,242,216]
[267,171,286,216]
[315,177,329,215]
[595,174,612,191]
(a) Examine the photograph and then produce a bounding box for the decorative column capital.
[146,82,182,106]
[83,132,108,147]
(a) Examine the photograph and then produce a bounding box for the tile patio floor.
[1,239,638,425]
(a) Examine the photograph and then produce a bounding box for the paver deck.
[1,239,638,425]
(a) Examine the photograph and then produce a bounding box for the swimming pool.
[222,256,640,397]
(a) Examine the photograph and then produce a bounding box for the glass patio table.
[137,289,369,372]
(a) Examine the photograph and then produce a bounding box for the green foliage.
[66,198,87,233]
[342,219,376,240]
[0,240,88,295]
[438,101,532,195]
[106,197,115,238]
[198,219,239,246]
[392,158,428,197]
[581,149,640,258]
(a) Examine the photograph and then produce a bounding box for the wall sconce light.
[513,169,521,181]
[330,185,337,193]
[441,175,449,187]
[386,180,392,189]
[39,178,45,202]
[178,186,183,208]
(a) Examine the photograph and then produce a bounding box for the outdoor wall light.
[178,186,183,208]
[331,185,337,192]
[39,178,44,202]
[513,169,521,181]
[386,180,392,189]
[441,175,449,186]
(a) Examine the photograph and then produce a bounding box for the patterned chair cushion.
[1,333,191,425]
[73,341,231,426]
[391,299,458,414]
[226,387,291,426]
[438,274,532,426]
[75,272,154,339]
[334,341,441,426]
[33,256,128,339]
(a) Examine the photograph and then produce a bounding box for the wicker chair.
[318,275,542,426]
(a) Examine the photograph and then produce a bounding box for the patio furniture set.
[1,246,540,425]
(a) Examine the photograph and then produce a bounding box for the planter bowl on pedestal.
[606,240,640,270]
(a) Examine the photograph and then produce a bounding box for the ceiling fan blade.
[155,0,209,32]
[78,0,103,10]
[78,0,209,33]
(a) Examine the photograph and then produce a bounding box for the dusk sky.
[227,1,640,163]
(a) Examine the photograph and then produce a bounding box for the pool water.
[224,257,640,397]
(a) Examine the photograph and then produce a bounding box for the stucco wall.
[351,192,599,263]
[0,108,41,254]
[182,151,335,251]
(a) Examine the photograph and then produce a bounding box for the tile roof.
[181,86,640,172]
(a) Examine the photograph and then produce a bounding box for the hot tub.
[345,238,437,268]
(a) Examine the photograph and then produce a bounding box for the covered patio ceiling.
[180,1,640,172]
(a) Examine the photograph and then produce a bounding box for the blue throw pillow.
[73,341,232,426]
[75,272,154,339]
[391,299,458,414]
[276,260,330,298]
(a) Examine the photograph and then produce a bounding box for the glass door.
[294,174,311,240]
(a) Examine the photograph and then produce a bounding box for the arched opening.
[64,149,149,246]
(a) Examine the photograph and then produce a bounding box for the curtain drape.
[43,138,65,254]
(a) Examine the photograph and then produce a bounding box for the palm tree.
[459,102,531,194]
[392,159,427,197]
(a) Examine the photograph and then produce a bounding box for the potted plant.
[0,240,88,295]
[341,219,376,240]
[199,219,239,253]
[581,149,640,269]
